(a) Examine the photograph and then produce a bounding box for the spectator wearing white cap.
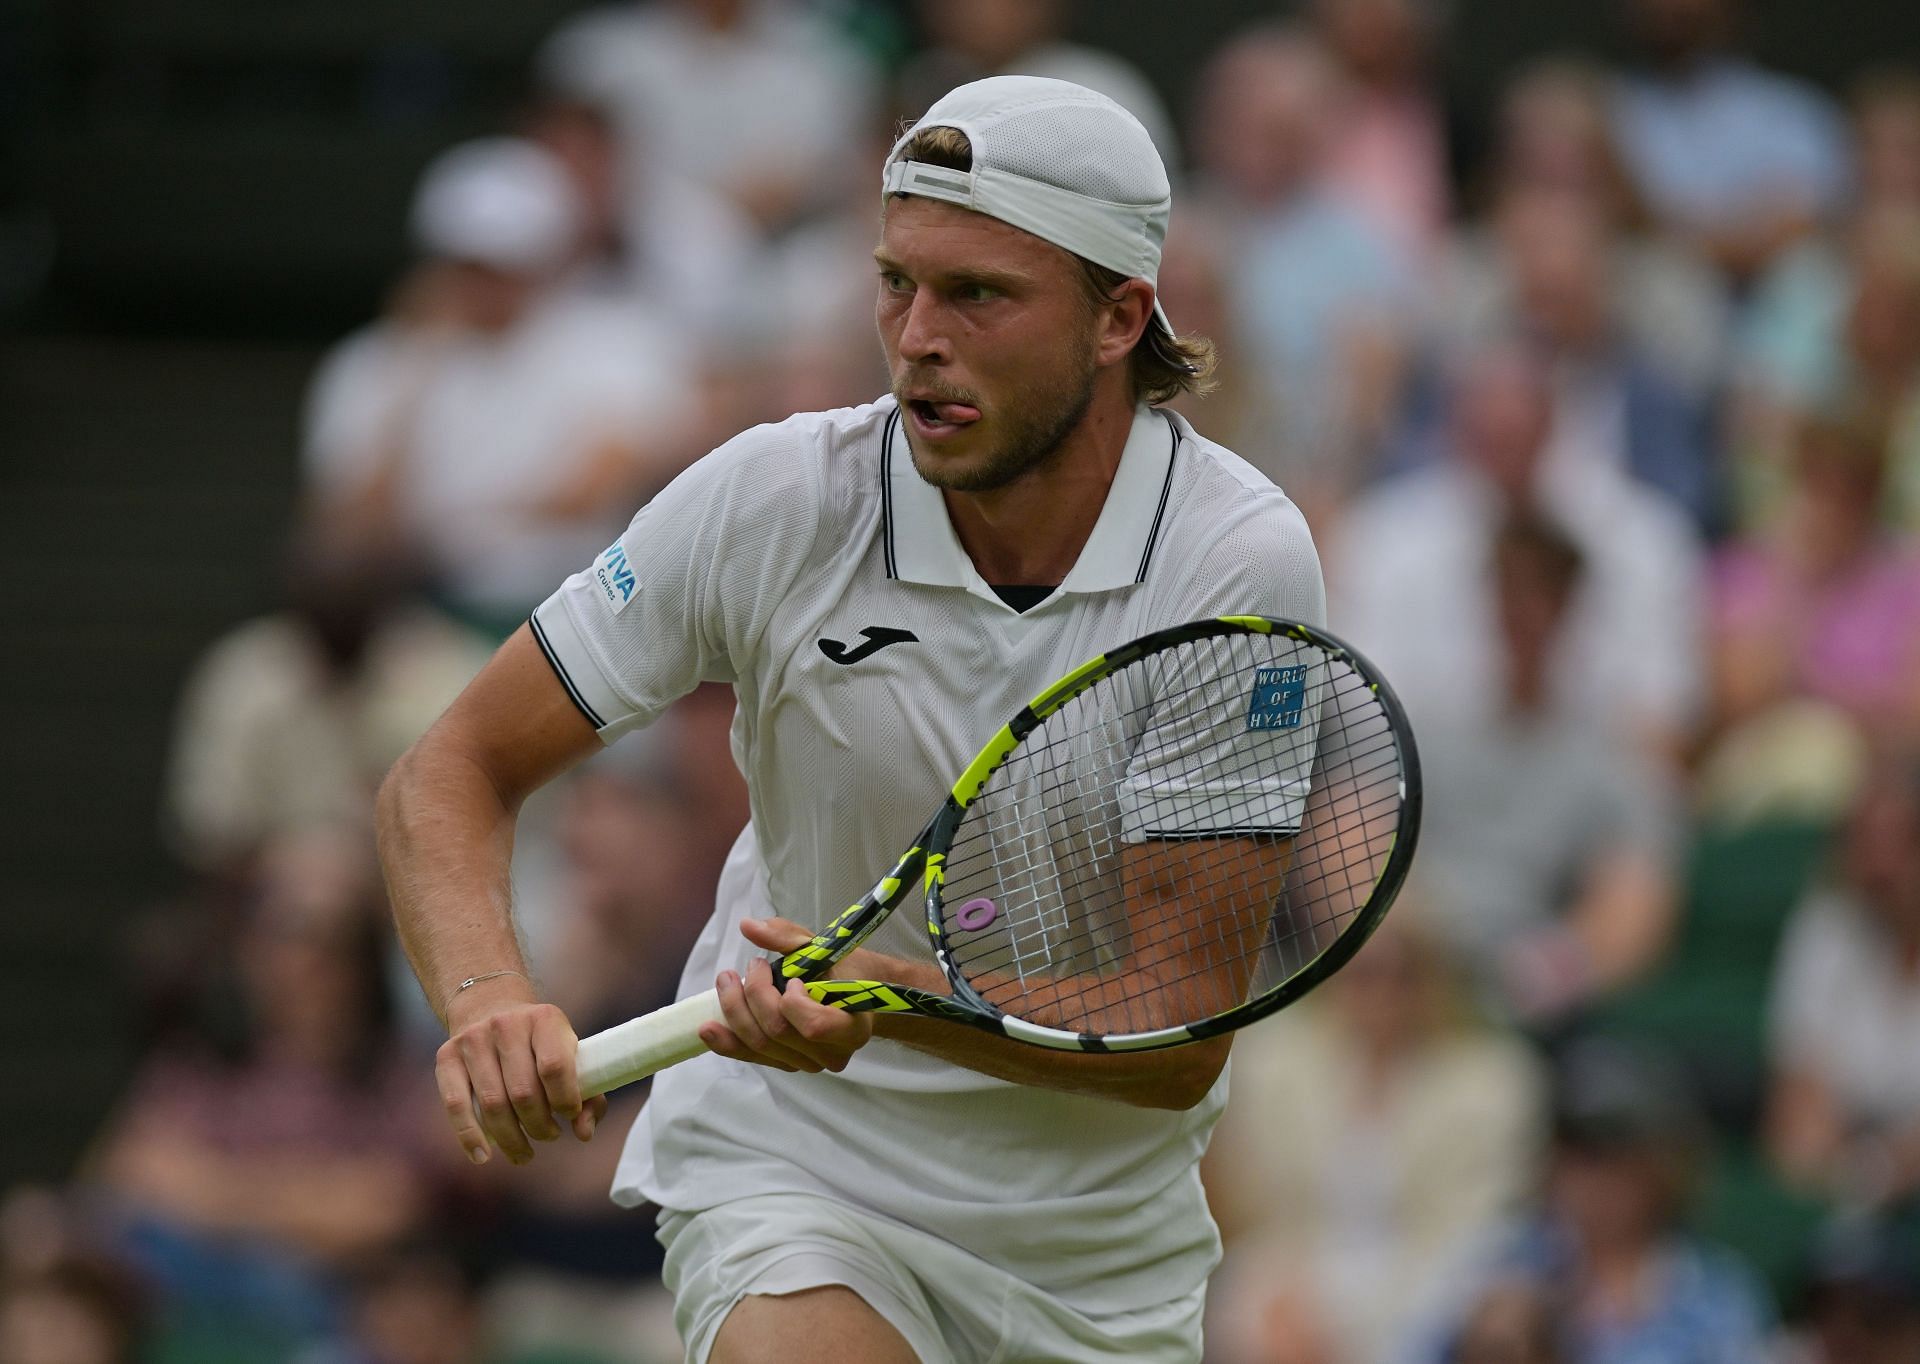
[303,137,695,636]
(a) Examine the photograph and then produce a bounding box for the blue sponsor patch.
[1246,665,1307,730]
[594,540,637,613]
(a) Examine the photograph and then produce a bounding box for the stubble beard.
[902,338,1101,495]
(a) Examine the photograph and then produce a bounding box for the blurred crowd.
[9,0,1920,1360]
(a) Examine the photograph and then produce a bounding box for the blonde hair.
[891,125,1217,406]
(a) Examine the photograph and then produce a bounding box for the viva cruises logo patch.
[594,541,637,613]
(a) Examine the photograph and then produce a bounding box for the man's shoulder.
[1149,412,1324,615]
[1167,412,1301,518]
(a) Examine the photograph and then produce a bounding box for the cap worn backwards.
[883,75,1176,336]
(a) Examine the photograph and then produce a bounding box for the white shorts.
[658,1192,1206,1364]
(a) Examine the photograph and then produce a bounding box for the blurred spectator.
[1847,208,1920,525]
[1407,1038,1775,1364]
[1306,0,1452,261]
[898,0,1179,170]
[1739,71,1920,426]
[1382,512,1682,1025]
[1709,411,1920,758]
[1446,1282,1570,1364]
[1449,58,1732,416]
[535,0,879,238]
[1189,25,1416,512]
[86,836,449,1345]
[298,1241,494,1364]
[1779,1211,1920,1364]
[1612,0,1851,283]
[1432,183,1720,527]
[1766,754,1920,1206]
[1331,341,1708,756]
[0,1254,148,1364]
[1204,920,1546,1363]
[1735,205,1920,531]
[520,91,762,346]
[304,137,693,635]
[1476,58,1651,231]
[1853,67,1920,212]
[162,519,490,877]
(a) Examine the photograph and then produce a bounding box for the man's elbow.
[375,744,421,834]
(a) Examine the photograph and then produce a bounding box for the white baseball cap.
[883,75,1176,337]
[410,138,582,273]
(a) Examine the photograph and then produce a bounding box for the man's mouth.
[906,398,982,438]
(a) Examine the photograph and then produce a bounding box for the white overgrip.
[575,987,725,1098]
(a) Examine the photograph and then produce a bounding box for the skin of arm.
[377,625,609,1165]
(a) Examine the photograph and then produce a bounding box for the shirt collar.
[883,400,1181,605]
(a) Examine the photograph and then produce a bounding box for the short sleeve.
[1119,483,1328,840]
[529,420,827,739]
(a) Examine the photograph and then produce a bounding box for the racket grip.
[575,987,725,1098]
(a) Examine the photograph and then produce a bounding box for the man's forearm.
[855,955,1227,1110]
[874,1009,1228,1110]
[376,743,530,1025]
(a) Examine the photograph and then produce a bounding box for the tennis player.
[379,76,1324,1362]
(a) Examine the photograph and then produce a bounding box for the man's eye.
[959,283,998,303]
[881,272,912,293]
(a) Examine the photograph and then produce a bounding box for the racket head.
[919,615,1421,1052]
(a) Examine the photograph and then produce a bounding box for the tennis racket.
[574,614,1419,1097]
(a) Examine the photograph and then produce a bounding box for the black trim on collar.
[881,407,901,580]
[529,611,606,730]
[1134,409,1180,583]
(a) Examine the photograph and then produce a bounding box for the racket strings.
[939,631,1406,1036]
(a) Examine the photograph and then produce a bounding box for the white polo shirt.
[530,396,1323,1312]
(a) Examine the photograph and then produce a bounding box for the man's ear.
[1094,277,1156,369]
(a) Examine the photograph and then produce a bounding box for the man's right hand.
[437,979,606,1166]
